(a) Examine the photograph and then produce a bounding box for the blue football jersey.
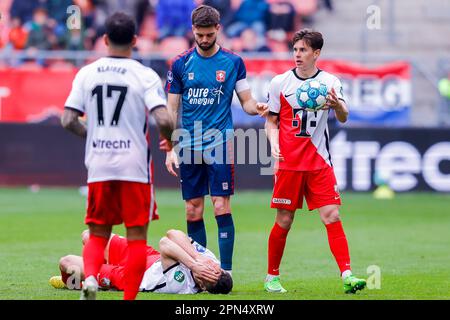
[166,47,248,150]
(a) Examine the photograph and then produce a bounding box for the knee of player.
[276,211,295,229]
[278,217,294,229]
[212,198,229,214]
[185,201,203,218]
[321,207,341,224]
[81,229,90,245]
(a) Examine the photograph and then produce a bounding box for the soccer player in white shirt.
[61,12,174,300]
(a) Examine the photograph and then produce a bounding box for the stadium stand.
[1,0,450,126]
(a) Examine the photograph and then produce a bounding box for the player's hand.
[165,150,179,177]
[256,102,269,117]
[191,262,221,283]
[271,143,284,161]
[159,137,173,152]
[195,255,222,274]
[323,88,341,111]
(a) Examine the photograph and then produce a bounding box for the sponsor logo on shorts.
[174,271,185,283]
[272,198,292,205]
[222,182,229,190]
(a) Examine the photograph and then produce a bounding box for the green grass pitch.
[0,187,449,300]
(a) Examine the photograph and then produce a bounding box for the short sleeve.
[267,76,281,114]
[65,68,86,114]
[165,58,183,94]
[236,57,246,82]
[234,57,249,93]
[144,70,167,111]
[333,77,346,102]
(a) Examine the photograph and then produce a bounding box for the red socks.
[267,220,351,277]
[83,234,109,280]
[325,221,351,274]
[268,223,290,275]
[123,239,147,300]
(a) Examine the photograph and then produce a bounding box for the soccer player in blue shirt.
[163,5,268,275]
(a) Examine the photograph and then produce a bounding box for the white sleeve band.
[235,78,250,93]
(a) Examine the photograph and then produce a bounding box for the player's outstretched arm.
[236,89,269,117]
[265,114,284,161]
[150,105,174,143]
[167,93,181,128]
[61,108,87,138]
[163,93,182,177]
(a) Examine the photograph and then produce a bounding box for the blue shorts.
[179,143,234,200]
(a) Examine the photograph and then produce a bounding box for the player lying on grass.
[50,229,232,294]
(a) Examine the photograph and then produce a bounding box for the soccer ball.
[296,79,328,112]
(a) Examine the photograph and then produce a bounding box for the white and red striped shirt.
[268,69,345,171]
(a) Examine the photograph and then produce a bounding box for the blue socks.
[187,214,235,271]
[187,219,207,248]
[216,213,235,271]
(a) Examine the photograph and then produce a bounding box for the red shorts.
[98,235,160,290]
[107,235,160,267]
[271,166,341,212]
[86,181,151,227]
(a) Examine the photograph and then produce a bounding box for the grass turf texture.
[0,188,449,300]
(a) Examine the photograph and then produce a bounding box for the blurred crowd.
[0,0,333,66]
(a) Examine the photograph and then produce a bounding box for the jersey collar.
[107,55,130,59]
[194,46,221,60]
[292,68,322,80]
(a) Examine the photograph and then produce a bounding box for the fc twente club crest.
[216,70,226,82]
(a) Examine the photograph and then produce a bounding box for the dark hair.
[191,5,220,27]
[206,271,233,294]
[105,12,136,46]
[292,29,323,51]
